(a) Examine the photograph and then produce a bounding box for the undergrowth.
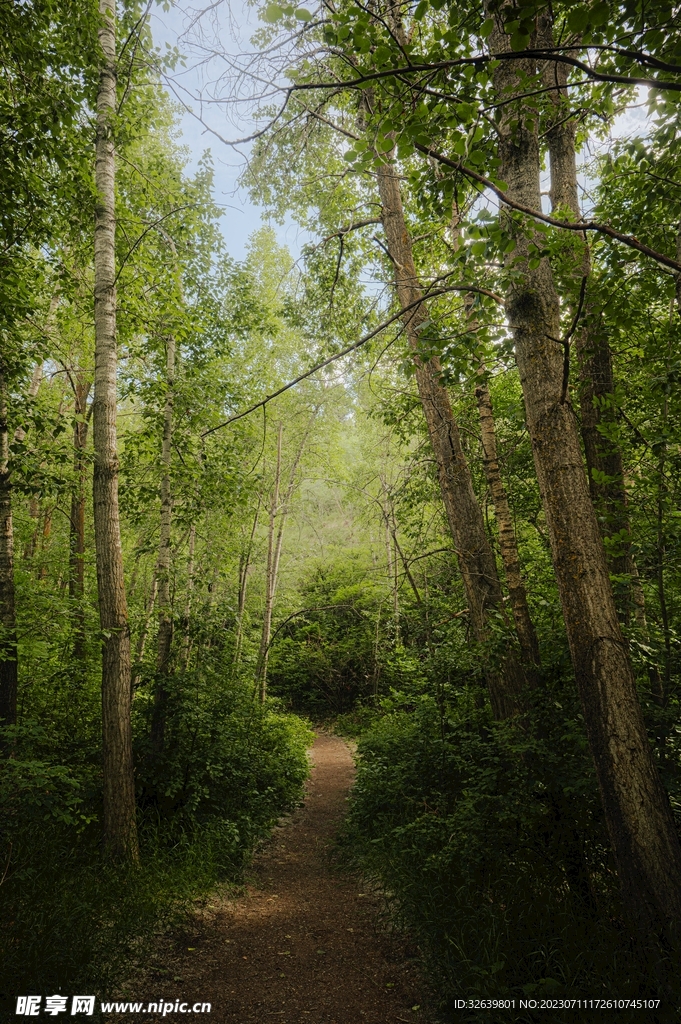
[339,675,681,1024]
[0,680,312,1017]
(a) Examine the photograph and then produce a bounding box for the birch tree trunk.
[376,158,525,719]
[488,2,681,937]
[150,330,176,754]
[93,0,138,863]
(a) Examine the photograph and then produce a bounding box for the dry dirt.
[125,732,436,1024]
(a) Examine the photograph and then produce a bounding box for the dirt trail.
[135,732,433,1023]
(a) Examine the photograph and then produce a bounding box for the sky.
[149,0,311,261]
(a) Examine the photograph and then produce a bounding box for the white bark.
[93,0,138,863]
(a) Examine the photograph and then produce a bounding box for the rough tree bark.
[93,0,138,863]
[487,0,681,938]
[376,158,525,719]
[537,15,638,624]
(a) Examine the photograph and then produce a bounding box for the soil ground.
[122,732,436,1024]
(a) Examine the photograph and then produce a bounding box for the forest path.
[138,732,433,1023]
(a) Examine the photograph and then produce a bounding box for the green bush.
[134,667,312,838]
[341,679,675,1022]
[0,676,312,1009]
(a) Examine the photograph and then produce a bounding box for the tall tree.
[487,0,681,939]
[93,0,138,863]
[376,156,526,719]
[537,12,637,624]
[150,327,177,754]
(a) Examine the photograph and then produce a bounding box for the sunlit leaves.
[262,3,313,22]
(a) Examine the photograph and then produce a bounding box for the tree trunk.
[233,502,260,679]
[576,326,634,610]
[69,374,91,668]
[181,522,196,671]
[255,424,283,701]
[0,371,17,729]
[150,330,176,754]
[255,415,315,700]
[376,158,525,719]
[93,0,138,863]
[488,3,681,937]
[132,570,157,692]
[538,13,636,623]
[475,368,540,668]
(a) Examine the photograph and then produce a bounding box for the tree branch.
[414,144,681,273]
[201,285,461,437]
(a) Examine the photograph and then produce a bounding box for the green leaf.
[262,3,284,22]
[480,17,494,38]
[567,6,590,31]
[455,102,476,122]
[590,1,609,25]
[414,0,429,20]
[510,31,530,50]
[295,7,313,20]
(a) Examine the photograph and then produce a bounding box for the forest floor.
[117,732,437,1024]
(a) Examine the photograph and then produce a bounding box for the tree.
[485,0,681,940]
[93,0,138,864]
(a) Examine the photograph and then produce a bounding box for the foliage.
[341,682,680,1020]
[6,0,681,1015]
[0,683,311,1004]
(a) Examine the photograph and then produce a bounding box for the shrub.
[341,679,674,1022]
[0,674,312,1009]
